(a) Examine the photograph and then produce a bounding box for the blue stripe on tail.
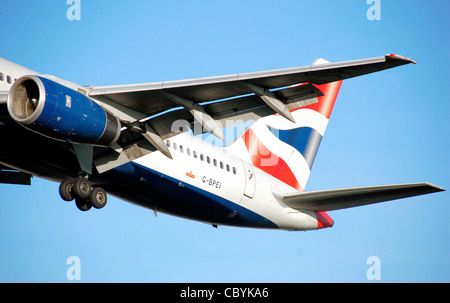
[268,126,323,170]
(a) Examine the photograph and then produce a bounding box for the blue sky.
[0,0,448,282]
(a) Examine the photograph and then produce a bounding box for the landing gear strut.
[59,177,108,211]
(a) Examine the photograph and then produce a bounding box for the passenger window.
[220,162,224,169]
[173,142,177,150]
[179,145,184,153]
[166,140,170,147]
[233,167,237,175]
[7,76,12,84]
[0,73,3,81]
[193,150,197,158]
[186,148,191,156]
[200,154,204,161]
[207,156,211,164]
[213,159,217,166]
[226,164,230,172]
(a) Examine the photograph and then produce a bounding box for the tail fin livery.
[241,80,342,192]
[228,58,343,192]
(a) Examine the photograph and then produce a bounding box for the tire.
[75,197,92,211]
[89,187,107,209]
[59,179,74,201]
[73,177,91,199]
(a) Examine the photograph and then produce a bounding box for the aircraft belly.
[99,161,278,229]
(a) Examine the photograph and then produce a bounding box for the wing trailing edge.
[276,183,445,211]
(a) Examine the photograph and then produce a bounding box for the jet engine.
[7,75,120,147]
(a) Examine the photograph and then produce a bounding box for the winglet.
[385,54,417,65]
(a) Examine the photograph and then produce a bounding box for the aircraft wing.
[89,54,415,123]
[276,183,445,211]
[87,54,415,173]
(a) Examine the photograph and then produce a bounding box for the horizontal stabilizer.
[277,183,444,211]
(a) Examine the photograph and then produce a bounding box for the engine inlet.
[9,78,41,122]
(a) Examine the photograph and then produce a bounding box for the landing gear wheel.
[73,177,91,199]
[89,187,107,209]
[75,197,92,211]
[59,177,108,212]
[59,179,75,201]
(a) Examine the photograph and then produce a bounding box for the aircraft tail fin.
[230,58,342,192]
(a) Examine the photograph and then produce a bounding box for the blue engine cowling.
[7,75,121,146]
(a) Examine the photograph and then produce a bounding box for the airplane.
[0,54,444,231]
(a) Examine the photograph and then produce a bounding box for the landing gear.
[59,177,108,211]
[72,177,91,199]
[75,197,92,211]
[59,179,75,201]
[89,187,107,209]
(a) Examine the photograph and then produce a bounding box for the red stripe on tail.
[297,81,342,119]
[243,128,303,192]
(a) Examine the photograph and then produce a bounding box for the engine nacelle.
[7,75,121,146]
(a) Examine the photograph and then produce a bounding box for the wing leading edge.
[276,183,445,211]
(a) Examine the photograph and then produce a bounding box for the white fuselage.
[135,131,321,230]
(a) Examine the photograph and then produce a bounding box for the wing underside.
[89,54,415,119]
